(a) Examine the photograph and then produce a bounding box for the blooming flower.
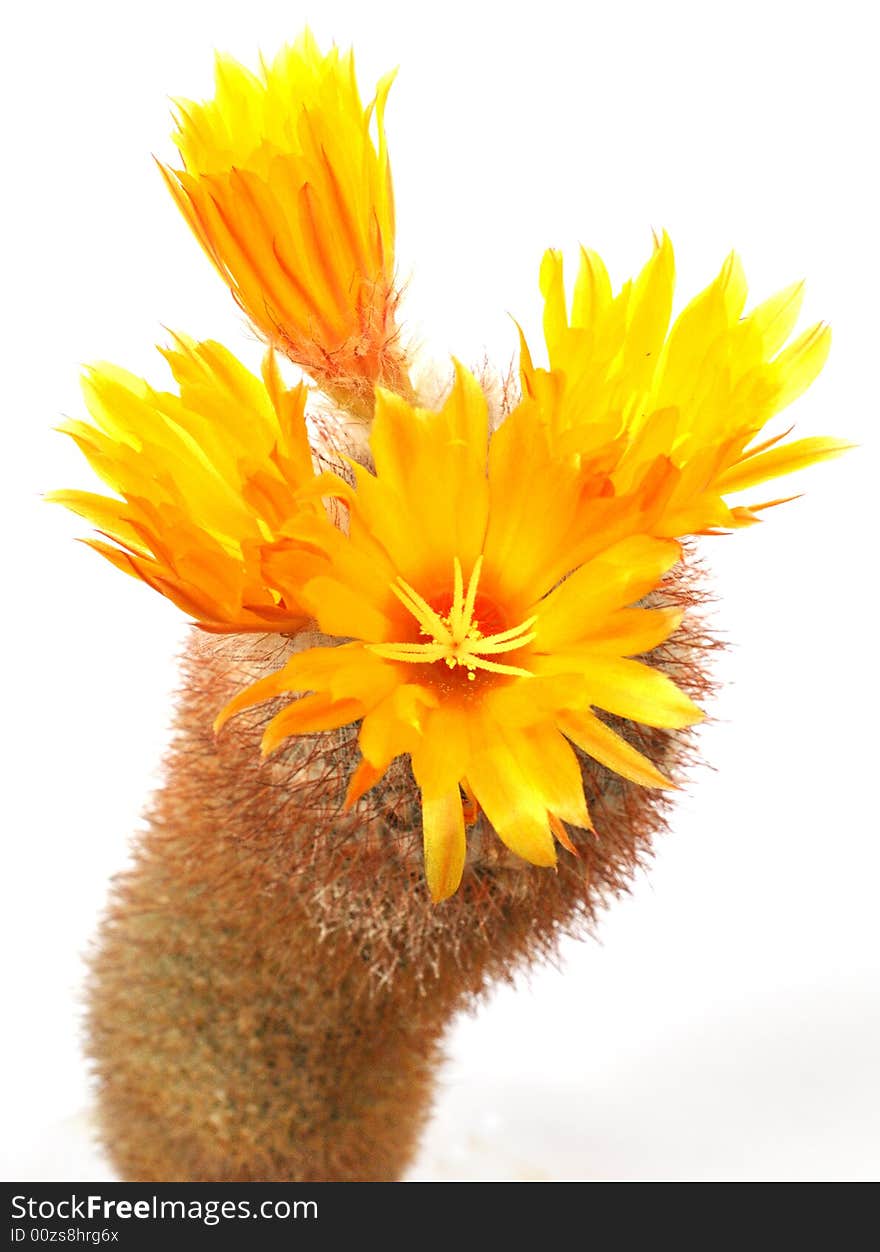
[160,30,408,413]
[214,367,702,899]
[207,238,849,899]
[49,337,327,631]
[519,233,849,535]
[53,30,850,901]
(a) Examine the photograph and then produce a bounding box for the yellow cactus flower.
[54,237,847,900]
[50,22,849,902]
[519,233,850,535]
[215,367,704,901]
[160,30,409,414]
[53,29,860,1195]
[49,338,329,632]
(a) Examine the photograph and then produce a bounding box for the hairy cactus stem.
[86,554,716,1182]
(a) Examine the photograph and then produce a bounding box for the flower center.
[369,556,536,681]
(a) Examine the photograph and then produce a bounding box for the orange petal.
[261,695,363,755]
[344,758,386,810]
[549,813,581,856]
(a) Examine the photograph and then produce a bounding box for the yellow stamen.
[390,579,450,641]
[370,556,536,679]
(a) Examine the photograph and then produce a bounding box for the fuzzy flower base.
[87,561,711,1182]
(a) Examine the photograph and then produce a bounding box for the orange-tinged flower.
[49,337,329,632]
[519,233,851,535]
[50,18,850,904]
[53,235,848,901]
[216,367,704,901]
[160,30,408,412]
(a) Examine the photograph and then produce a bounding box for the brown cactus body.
[85,563,713,1182]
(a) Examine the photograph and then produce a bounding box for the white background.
[2,0,878,1181]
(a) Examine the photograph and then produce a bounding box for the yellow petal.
[622,231,675,387]
[362,369,489,579]
[535,653,704,729]
[534,536,681,650]
[422,789,467,902]
[765,323,832,415]
[740,280,804,358]
[304,576,394,641]
[575,606,685,656]
[714,436,853,495]
[572,246,612,329]
[359,682,438,768]
[410,703,472,796]
[466,730,558,867]
[514,723,592,830]
[559,708,676,789]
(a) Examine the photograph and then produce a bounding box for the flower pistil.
[370,556,537,680]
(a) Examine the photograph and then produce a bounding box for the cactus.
[54,31,846,1182]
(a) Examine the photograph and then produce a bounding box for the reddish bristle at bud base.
[269,283,415,423]
[85,553,716,1182]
